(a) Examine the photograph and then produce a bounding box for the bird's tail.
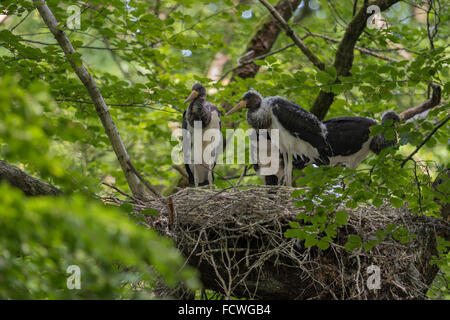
[293,154,310,170]
[369,110,400,155]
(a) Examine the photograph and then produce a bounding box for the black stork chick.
[226,90,331,186]
[182,83,222,187]
[251,130,285,185]
[295,111,400,170]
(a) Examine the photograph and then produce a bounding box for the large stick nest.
[137,186,448,300]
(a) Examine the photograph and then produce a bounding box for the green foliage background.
[0,0,448,299]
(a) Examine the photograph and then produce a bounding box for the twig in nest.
[101,182,142,203]
[167,196,175,224]
[236,165,250,186]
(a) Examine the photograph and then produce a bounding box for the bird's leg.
[283,151,292,186]
[208,165,214,188]
[287,153,293,187]
[279,175,285,186]
[193,165,199,187]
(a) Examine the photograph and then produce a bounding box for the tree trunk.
[232,0,303,80]
[33,0,144,198]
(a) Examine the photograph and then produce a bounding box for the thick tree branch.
[33,0,144,198]
[399,82,442,121]
[259,0,326,71]
[310,0,401,119]
[0,160,61,196]
[232,0,304,80]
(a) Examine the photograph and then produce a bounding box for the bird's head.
[184,83,206,104]
[381,111,400,125]
[225,90,262,116]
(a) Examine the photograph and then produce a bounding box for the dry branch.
[33,0,144,198]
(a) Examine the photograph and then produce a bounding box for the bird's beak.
[225,100,246,116]
[184,90,199,104]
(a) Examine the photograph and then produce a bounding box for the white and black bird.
[226,90,331,186]
[294,111,400,170]
[251,130,285,185]
[182,83,222,187]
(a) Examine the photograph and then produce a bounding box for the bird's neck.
[247,105,271,130]
[188,97,210,125]
[191,97,206,113]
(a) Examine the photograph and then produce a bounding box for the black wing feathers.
[323,116,376,156]
[271,97,331,157]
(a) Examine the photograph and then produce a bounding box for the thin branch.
[218,43,296,82]
[236,165,250,187]
[10,10,33,32]
[167,6,236,41]
[54,98,179,113]
[400,114,449,168]
[259,0,326,71]
[219,173,256,181]
[172,165,189,179]
[412,160,424,215]
[352,0,358,17]
[126,160,161,198]
[426,0,438,50]
[326,0,348,29]
[307,31,400,63]
[19,38,129,51]
[102,182,141,203]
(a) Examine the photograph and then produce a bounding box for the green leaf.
[317,238,330,250]
[304,234,318,248]
[316,70,334,84]
[390,196,404,208]
[335,210,348,226]
[345,235,362,251]
[140,208,159,216]
[284,228,304,239]
[120,203,134,213]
